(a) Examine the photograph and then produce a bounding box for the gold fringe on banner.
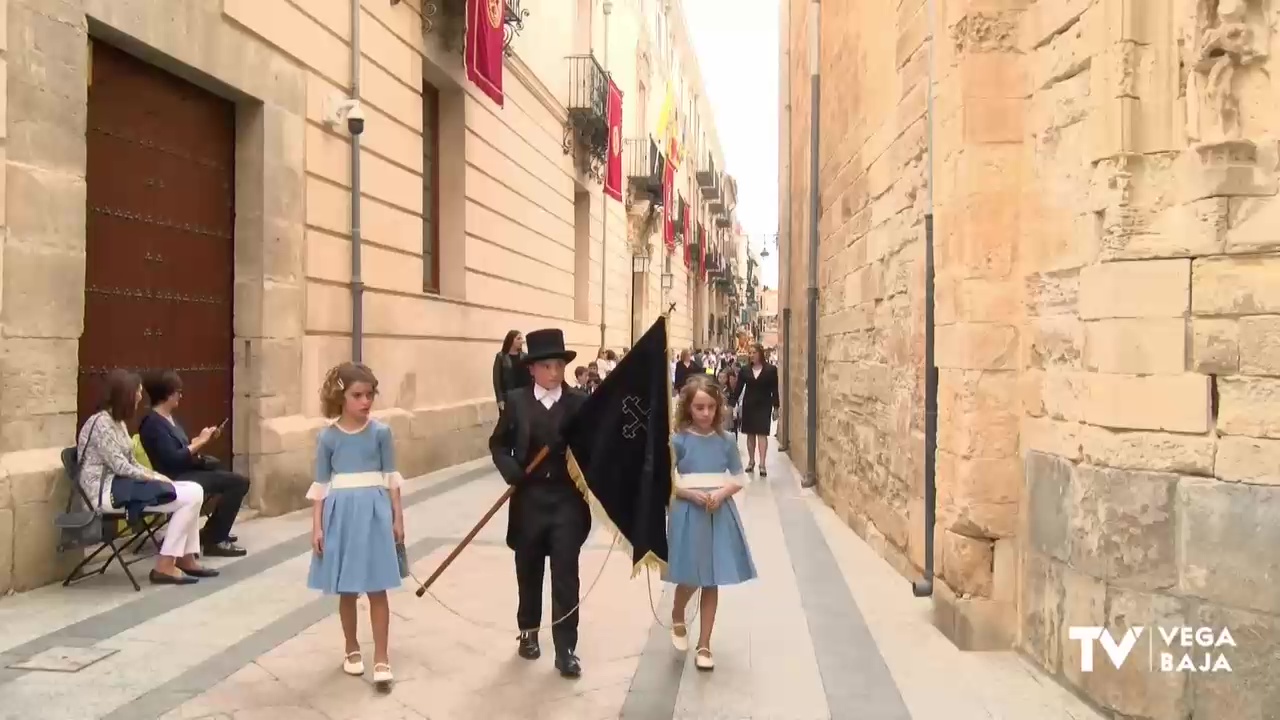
[567,449,668,578]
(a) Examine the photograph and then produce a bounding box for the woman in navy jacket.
[138,370,249,557]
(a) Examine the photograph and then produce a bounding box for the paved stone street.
[0,439,1101,720]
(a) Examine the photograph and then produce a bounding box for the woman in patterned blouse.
[76,369,216,585]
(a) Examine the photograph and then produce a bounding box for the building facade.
[0,0,741,595]
[780,0,1280,717]
[759,286,778,348]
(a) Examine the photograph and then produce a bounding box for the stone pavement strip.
[0,440,1104,720]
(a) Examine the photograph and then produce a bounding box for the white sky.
[683,0,781,288]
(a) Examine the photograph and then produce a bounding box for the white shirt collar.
[534,384,561,406]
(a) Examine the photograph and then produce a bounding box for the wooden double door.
[77,41,236,462]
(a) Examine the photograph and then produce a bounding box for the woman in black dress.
[731,344,779,476]
[492,330,530,412]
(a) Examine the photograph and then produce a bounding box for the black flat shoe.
[203,541,247,558]
[517,631,540,660]
[149,569,198,585]
[555,652,582,678]
[180,566,220,578]
[760,469,768,478]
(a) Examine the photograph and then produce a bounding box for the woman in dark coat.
[731,344,780,476]
[493,330,530,412]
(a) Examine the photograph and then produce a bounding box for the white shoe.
[670,623,689,652]
[373,663,394,690]
[694,647,715,671]
[342,651,364,676]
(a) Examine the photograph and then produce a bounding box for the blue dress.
[306,420,403,595]
[664,430,758,588]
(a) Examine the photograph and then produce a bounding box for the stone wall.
[781,0,937,576]
[1019,1,1280,717]
[782,0,1280,715]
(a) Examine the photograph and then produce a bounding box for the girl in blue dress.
[666,374,757,671]
[307,362,406,690]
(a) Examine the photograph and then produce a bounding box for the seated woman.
[77,369,216,585]
[138,370,249,557]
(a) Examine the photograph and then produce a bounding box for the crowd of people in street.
[69,326,781,696]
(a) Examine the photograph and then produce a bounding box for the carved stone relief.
[626,199,660,254]
[1183,0,1270,144]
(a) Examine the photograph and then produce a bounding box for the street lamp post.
[631,253,651,345]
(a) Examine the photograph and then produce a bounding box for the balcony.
[708,200,725,215]
[715,211,733,229]
[696,156,718,190]
[624,137,664,203]
[563,54,609,180]
[699,169,720,201]
[419,0,530,57]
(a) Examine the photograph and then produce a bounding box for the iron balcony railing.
[624,137,663,200]
[696,156,717,188]
[566,54,608,119]
[564,54,609,177]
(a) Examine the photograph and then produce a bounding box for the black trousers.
[514,515,582,655]
[178,469,250,545]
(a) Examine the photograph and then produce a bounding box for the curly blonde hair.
[674,375,729,433]
[319,362,379,419]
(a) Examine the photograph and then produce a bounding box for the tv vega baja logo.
[1068,626,1235,673]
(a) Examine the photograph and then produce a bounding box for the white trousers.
[148,480,204,558]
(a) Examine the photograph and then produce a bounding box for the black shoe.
[180,566,220,578]
[203,541,247,557]
[760,468,768,478]
[517,631,540,660]
[227,534,238,543]
[555,651,582,678]
[149,569,198,585]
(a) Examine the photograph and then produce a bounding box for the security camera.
[346,101,365,136]
[325,95,366,136]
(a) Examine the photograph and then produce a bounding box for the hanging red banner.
[604,78,623,201]
[465,0,505,107]
[699,225,707,281]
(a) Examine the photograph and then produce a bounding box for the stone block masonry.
[782,0,1280,716]
[2,0,721,596]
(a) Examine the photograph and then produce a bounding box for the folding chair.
[54,447,171,591]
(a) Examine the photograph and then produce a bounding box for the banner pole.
[414,447,550,597]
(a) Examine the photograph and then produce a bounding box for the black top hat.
[523,328,577,364]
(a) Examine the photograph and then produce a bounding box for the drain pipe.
[349,0,365,362]
[599,1,613,351]
[801,0,820,489]
[912,0,938,598]
[778,0,792,453]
